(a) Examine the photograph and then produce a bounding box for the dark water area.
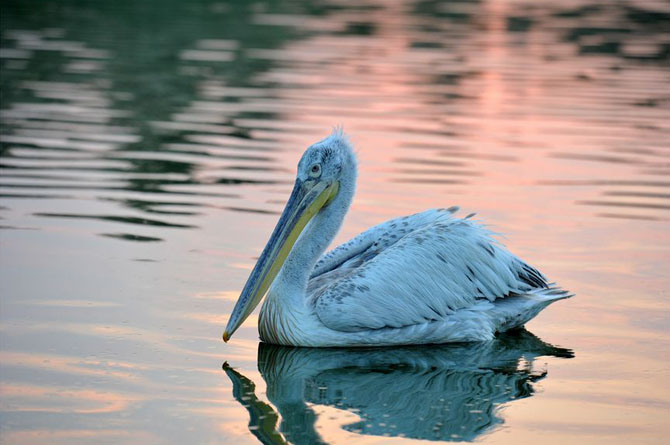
[1,0,669,444]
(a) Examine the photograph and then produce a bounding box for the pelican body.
[223,129,571,347]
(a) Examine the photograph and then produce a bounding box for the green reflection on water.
[1,0,314,240]
[0,0,303,193]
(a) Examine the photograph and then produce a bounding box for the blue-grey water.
[1,0,669,444]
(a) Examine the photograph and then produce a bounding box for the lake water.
[1,0,669,443]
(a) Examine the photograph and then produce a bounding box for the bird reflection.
[223,329,573,444]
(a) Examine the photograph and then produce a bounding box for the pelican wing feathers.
[309,208,557,334]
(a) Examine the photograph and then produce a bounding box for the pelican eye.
[309,163,322,178]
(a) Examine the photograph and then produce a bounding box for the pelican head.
[223,129,357,342]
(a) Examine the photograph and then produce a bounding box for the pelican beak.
[223,179,339,342]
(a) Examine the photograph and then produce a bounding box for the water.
[1,0,668,443]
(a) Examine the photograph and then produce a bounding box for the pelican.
[223,128,571,346]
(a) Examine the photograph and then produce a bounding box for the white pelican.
[223,128,571,346]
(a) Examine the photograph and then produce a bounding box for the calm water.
[1,0,669,443]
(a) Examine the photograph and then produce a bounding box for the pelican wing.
[310,208,458,279]
[309,209,548,333]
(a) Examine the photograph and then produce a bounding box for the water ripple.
[1,0,669,443]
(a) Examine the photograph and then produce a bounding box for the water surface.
[1,0,669,444]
